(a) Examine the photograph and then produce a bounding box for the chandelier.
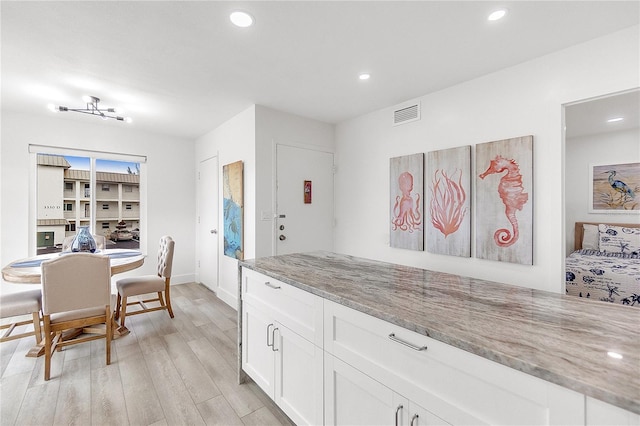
[50,96,131,123]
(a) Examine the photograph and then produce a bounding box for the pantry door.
[276,145,334,255]
[198,156,219,291]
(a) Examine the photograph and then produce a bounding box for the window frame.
[29,144,147,255]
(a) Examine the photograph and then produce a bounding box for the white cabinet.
[324,300,585,426]
[586,397,640,425]
[241,269,323,425]
[325,353,449,426]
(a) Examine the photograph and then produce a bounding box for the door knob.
[279,235,286,241]
[210,229,217,234]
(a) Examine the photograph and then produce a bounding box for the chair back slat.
[157,236,175,279]
[41,253,111,315]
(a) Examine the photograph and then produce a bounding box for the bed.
[565,222,640,307]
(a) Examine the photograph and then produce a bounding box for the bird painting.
[592,163,639,211]
[607,170,635,199]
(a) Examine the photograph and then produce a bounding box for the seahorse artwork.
[392,171,422,232]
[390,153,424,251]
[479,155,529,247]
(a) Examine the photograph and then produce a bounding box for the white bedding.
[565,249,640,307]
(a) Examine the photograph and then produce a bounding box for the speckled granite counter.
[239,251,640,415]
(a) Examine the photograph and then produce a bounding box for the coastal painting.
[223,160,244,259]
[427,146,471,257]
[476,136,533,264]
[590,162,639,213]
[390,153,424,251]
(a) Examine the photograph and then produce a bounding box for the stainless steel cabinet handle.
[411,413,419,426]
[264,281,281,290]
[395,404,403,426]
[267,323,274,348]
[271,327,279,352]
[388,333,428,351]
[210,229,217,234]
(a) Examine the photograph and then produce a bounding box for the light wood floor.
[0,283,295,426]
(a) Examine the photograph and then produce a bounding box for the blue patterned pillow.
[598,224,640,255]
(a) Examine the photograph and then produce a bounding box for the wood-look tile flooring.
[0,283,295,426]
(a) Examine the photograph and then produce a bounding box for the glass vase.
[70,226,97,253]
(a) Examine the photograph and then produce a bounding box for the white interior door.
[276,145,334,255]
[198,156,219,292]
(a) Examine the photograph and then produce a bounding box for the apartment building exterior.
[36,154,140,248]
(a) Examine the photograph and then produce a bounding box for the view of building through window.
[36,153,141,254]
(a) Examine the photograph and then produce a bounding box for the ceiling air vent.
[393,102,420,126]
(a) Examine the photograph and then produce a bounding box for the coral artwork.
[427,146,471,257]
[390,153,424,251]
[430,169,467,237]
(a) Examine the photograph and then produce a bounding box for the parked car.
[131,228,140,240]
[110,229,133,241]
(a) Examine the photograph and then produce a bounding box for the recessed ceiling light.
[359,73,371,80]
[607,351,623,360]
[488,9,508,21]
[607,117,624,123]
[230,11,254,28]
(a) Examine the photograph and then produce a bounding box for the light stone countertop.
[239,251,640,415]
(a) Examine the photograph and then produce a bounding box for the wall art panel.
[223,160,244,260]
[476,136,533,264]
[390,153,424,250]
[427,146,471,257]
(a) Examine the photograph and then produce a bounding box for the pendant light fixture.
[49,95,131,123]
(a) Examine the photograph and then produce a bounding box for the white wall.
[254,105,335,258]
[333,25,640,293]
[194,105,334,308]
[1,111,196,292]
[565,127,640,254]
[194,106,256,307]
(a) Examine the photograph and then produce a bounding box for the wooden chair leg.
[114,294,121,320]
[105,306,112,365]
[165,283,174,319]
[44,316,52,381]
[120,296,128,328]
[32,312,42,345]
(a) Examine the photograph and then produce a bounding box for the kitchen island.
[238,251,639,425]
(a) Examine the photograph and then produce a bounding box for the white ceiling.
[565,89,640,139]
[2,1,638,140]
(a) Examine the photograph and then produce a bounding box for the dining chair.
[40,253,113,380]
[61,234,106,252]
[115,236,174,332]
[0,289,42,345]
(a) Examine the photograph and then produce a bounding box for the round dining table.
[2,249,145,284]
[1,249,145,357]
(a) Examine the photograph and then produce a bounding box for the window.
[33,147,144,254]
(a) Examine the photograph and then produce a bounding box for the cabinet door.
[274,322,324,426]
[242,301,275,396]
[325,353,400,426]
[407,401,451,426]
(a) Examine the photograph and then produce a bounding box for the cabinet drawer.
[324,300,584,425]
[242,268,323,345]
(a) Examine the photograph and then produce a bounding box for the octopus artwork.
[392,171,422,232]
[429,169,467,237]
[479,155,528,247]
